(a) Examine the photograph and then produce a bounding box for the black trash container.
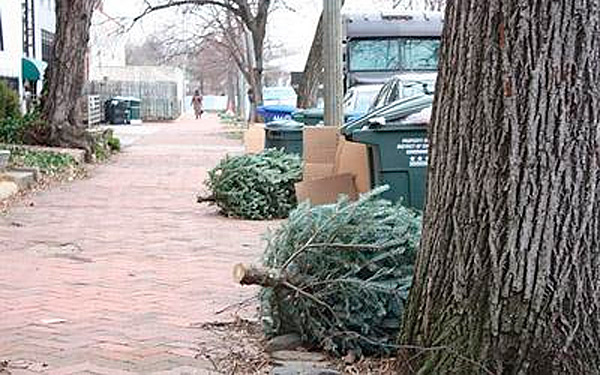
[104,98,130,125]
[264,120,304,156]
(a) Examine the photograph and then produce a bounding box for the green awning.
[22,57,47,81]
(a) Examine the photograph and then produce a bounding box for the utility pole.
[322,0,343,127]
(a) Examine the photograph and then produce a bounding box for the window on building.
[0,11,4,51]
[41,29,54,62]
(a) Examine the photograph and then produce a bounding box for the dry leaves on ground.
[193,317,271,375]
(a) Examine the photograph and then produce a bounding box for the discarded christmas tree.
[198,149,303,220]
[235,188,422,356]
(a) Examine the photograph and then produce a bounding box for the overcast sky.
[100,0,423,70]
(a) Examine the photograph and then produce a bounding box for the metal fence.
[86,95,102,126]
[86,81,182,122]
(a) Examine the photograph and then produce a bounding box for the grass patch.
[7,147,77,175]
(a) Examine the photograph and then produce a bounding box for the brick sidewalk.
[0,115,273,374]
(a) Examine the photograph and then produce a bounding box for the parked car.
[263,86,298,107]
[343,84,383,118]
[369,72,437,111]
[292,84,383,126]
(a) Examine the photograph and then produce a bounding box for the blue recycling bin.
[256,105,297,123]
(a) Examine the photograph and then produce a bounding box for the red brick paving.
[0,115,273,374]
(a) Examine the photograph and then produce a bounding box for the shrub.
[0,112,44,145]
[0,81,20,121]
[107,136,121,152]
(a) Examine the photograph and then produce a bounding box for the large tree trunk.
[401,1,600,374]
[41,0,97,152]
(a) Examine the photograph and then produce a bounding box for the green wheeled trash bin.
[345,123,428,209]
[126,97,142,124]
[104,96,141,124]
[292,108,361,126]
[264,120,304,156]
[340,94,433,209]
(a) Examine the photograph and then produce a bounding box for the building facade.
[0,0,56,109]
[23,0,56,99]
[0,1,25,98]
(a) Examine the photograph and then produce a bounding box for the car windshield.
[264,87,295,100]
[355,90,380,113]
[348,38,440,72]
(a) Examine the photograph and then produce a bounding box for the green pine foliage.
[260,187,422,356]
[202,149,303,220]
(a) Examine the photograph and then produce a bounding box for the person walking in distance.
[191,90,204,119]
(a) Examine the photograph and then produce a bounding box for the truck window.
[349,38,440,72]
[349,39,400,71]
[402,39,439,71]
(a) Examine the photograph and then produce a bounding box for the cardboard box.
[303,162,335,181]
[303,127,339,164]
[334,137,371,193]
[298,126,370,205]
[295,173,359,205]
[244,123,265,154]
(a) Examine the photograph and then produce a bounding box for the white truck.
[343,10,443,90]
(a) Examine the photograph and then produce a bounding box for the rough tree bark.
[401,1,599,374]
[41,0,98,151]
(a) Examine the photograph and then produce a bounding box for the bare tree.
[39,0,99,152]
[401,1,599,374]
[135,0,273,120]
[392,0,445,10]
[423,0,445,11]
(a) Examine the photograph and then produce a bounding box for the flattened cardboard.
[304,162,335,181]
[303,127,339,164]
[334,137,371,193]
[295,173,359,205]
[244,123,265,154]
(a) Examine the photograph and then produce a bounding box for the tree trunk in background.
[297,0,345,109]
[296,14,323,109]
[401,1,600,374]
[41,0,97,152]
[248,12,266,122]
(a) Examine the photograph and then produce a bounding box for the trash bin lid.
[341,94,433,136]
[265,119,304,131]
[113,96,141,102]
[296,108,324,118]
[293,108,363,123]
